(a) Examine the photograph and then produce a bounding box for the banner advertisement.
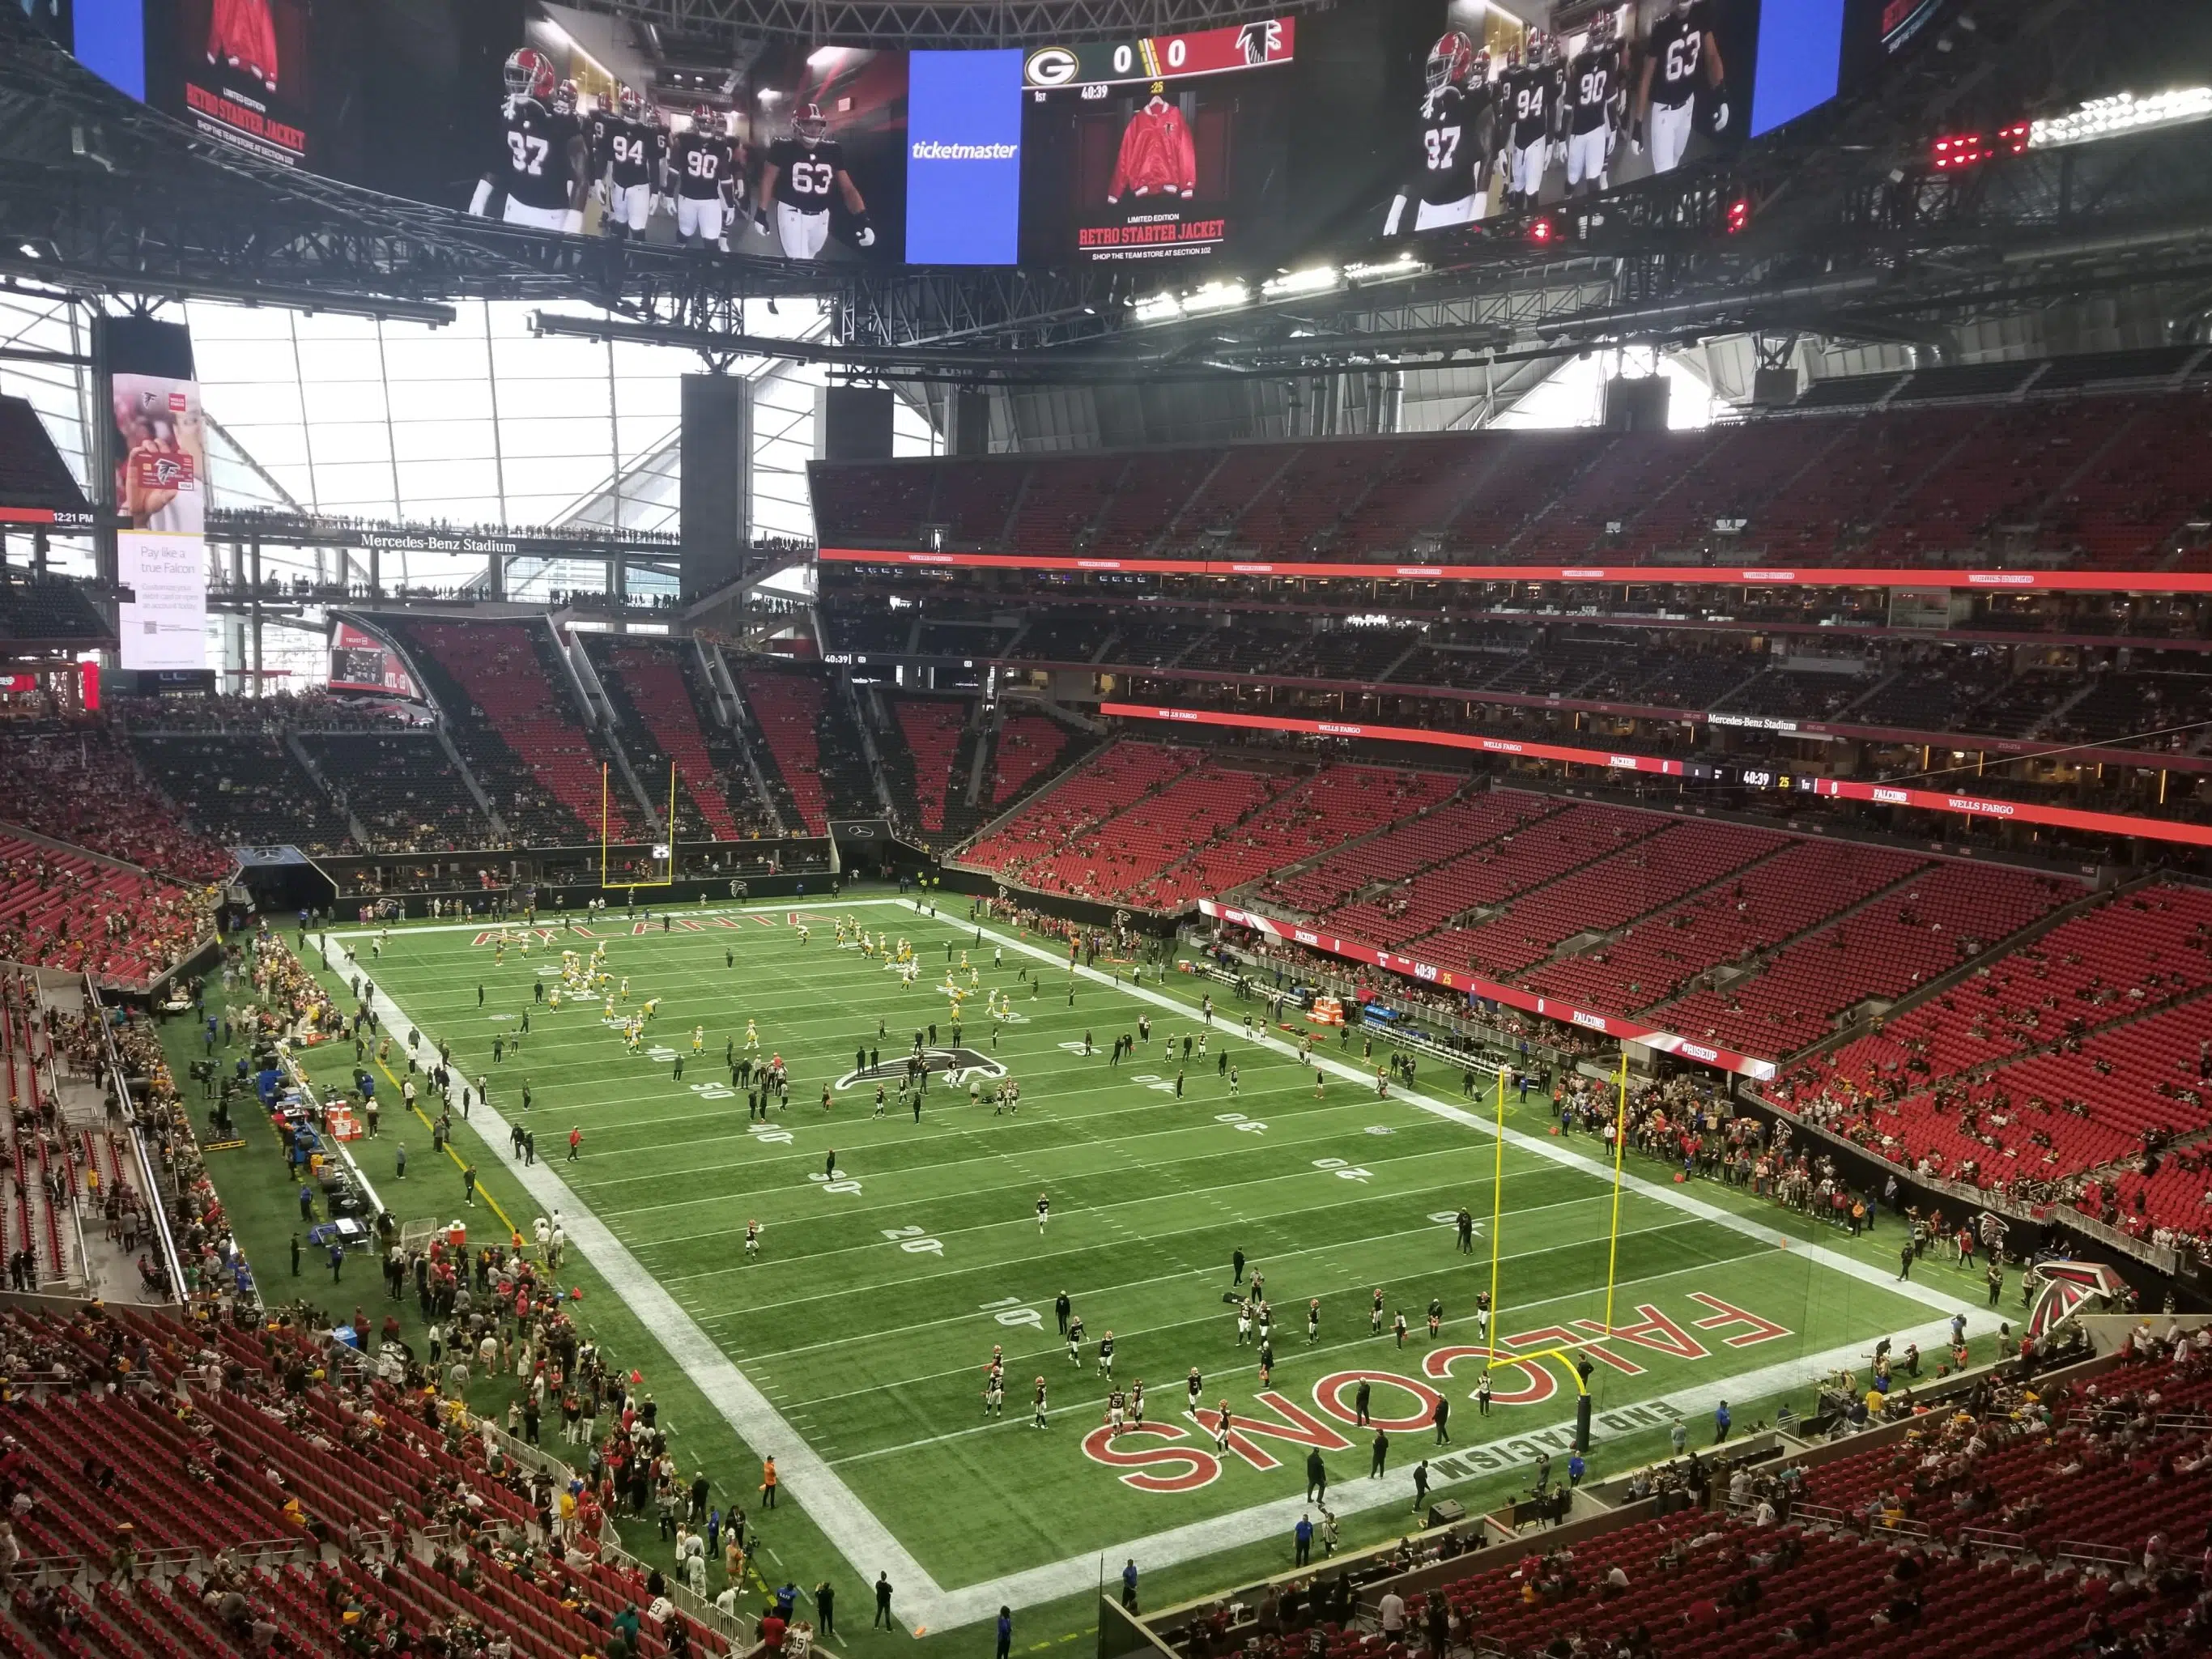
[108,376,206,534]
[117,530,209,672]
[328,621,420,700]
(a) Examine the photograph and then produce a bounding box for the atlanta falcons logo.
[149,457,189,487]
[1237,19,1284,65]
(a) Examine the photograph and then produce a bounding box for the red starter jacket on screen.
[1108,99,1196,202]
[208,0,281,89]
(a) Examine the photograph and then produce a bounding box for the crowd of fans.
[0,721,232,880]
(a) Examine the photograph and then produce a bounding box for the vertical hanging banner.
[98,316,210,673]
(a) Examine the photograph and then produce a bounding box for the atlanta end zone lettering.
[1688,1292,1793,1346]
[1187,1390,1352,1471]
[1423,1344,1559,1406]
[1312,1371,1444,1432]
[1081,1423,1221,1492]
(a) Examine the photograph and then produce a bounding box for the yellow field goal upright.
[601,761,681,889]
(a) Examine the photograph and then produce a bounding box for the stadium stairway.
[384,617,641,844]
[581,636,747,841]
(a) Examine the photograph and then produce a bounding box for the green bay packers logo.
[1026,45,1079,87]
[836,1047,1008,1090]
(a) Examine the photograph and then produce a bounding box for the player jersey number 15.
[787,160,834,197]
[508,132,550,177]
[1423,125,1461,172]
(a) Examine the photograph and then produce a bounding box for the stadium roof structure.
[6,0,2212,381]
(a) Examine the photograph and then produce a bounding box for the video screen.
[1309,0,1934,248]
[1019,19,1299,266]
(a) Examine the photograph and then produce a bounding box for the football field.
[324,895,1989,1633]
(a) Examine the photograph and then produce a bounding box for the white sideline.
[320,900,1993,1631]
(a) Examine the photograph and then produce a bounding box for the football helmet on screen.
[792,101,828,148]
[1424,31,1476,95]
[554,79,579,113]
[617,84,640,118]
[504,47,557,103]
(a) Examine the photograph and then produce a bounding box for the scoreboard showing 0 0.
[1023,17,1296,91]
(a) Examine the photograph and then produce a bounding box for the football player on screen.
[1384,31,1494,235]
[1496,35,1563,211]
[670,105,737,250]
[1563,11,1623,197]
[755,102,874,260]
[1636,0,1729,174]
[595,86,666,242]
[469,47,589,234]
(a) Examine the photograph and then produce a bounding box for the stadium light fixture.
[1132,293,1185,324]
[1180,280,1249,314]
[2029,87,2212,148]
[1261,266,1341,300]
[809,47,844,69]
[1342,254,1425,285]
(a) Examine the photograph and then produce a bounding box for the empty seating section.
[1256,793,1555,916]
[0,724,232,880]
[1007,454,1125,551]
[0,573,108,644]
[2042,398,2212,566]
[989,714,1074,806]
[812,462,935,544]
[126,733,354,852]
[1010,615,1117,664]
[891,696,966,834]
[0,833,210,989]
[1779,884,2212,1185]
[1334,801,1657,952]
[303,732,493,852]
[738,667,831,833]
[1166,444,1302,543]
[0,1304,733,1659]
[1522,840,1919,1015]
[391,620,636,843]
[1446,432,1612,553]
[1512,430,1713,559]
[809,385,2212,568]
[1658,861,2072,1058]
[1431,821,1784,980]
[1331,436,1489,555]
[961,742,1197,890]
[1068,763,1292,908]
[934,458,1024,545]
[1136,764,1461,911]
[589,638,746,840]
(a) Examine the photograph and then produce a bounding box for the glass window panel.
[390,420,499,463]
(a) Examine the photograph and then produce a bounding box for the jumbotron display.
[48,0,1942,267]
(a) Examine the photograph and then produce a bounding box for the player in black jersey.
[598,87,666,242]
[1563,11,1623,197]
[1384,31,1494,235]
[469,47,589,234]
[1498,36,1562,210]
[755,102,874,261]
[1636,0,1729,175]
[668,105,736,250]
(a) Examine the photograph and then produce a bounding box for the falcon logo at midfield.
[836,1048,1007,1090]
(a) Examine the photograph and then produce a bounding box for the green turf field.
[315,894,1993,1636]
